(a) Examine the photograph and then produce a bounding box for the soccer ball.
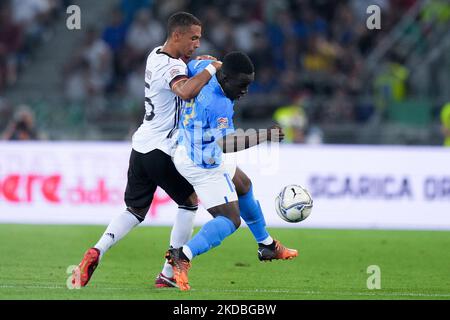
[275,184,313,223]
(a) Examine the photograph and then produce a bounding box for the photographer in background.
[2,105,39,140]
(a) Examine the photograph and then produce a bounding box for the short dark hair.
[222,51,255,76]
[167,12,201,37]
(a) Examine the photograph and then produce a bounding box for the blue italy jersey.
[178,60,235,169]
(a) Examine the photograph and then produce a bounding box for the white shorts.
[173,145,237,209]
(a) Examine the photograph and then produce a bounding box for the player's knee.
[229,215,241,229]
[240,176,252,195]
[182,192,198,207]
[208,203,240,228]
[234,170,252,196]
[127,206,149,222]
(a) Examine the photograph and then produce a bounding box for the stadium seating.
[0,0,448,145]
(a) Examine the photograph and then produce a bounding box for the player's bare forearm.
[219,132,265,153]
[219,126,284,153]
[172,61,222,100]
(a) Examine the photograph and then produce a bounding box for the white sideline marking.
[1,285,450,298]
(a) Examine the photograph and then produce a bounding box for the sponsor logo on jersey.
[169,68,181,78]
[217,117,229,129]
[145,70,152,80]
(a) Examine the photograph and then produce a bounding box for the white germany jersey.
[132,46,187,155]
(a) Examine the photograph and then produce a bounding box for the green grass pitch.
[0,224,449,300]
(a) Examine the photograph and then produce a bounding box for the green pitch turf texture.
[0,224,449,300]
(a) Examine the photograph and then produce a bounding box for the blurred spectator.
[374,59,409,111]
[102,7,129,89]
[292,6,327,42]
[332,2,358,47]
[354,98,376,124]
[263,0,289,24]
[282,41,301,71]
[233,18,264,53]
[0,3,24,92]
[157,0,186,21]
[273,101,308,144]
[102,8,128,56]
[64,59,91,102]
[120,0,153,24]
[64,27,113,101]
[440,102,450,147]
[82,28,113,94]
[11,0,54,46]
[126,62,146,101]
[321,88,355,124]
[302,35,339,73]
[201,6,223,43]
[248,32,274,71]
[267,10,297,70]
[12,0,51,26]
[249,67,279,94]
[2,105,40,140]
[421,0,450,24]
[0,0,63,94]
[279,70,301,99]
[124,8,164,68]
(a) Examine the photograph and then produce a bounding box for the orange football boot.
[72,248,100,287]
[165,248,191,291]
[258,239,298,261]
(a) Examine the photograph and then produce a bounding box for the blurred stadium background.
[0,0,449,144]
[0,0,449,300]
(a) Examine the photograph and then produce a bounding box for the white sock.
[161,207,196,278]
[259,235,274,246]
[170,207,196,247]
[182,245,193,261]
[94,209,140,259]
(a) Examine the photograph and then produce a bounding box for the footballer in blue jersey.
[167,52,298,291]
[178,58,236,169]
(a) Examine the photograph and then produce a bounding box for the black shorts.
[124,149,195,209]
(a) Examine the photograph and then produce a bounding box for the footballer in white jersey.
[72,12,223,289]
[132,46,187,156]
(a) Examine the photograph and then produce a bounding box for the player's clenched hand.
[267,125,285,142]
[195,55,222,71]
[196,54,218,61]
[211,61,222,70]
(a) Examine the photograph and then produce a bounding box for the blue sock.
[186,215,236,259]
[239,184,269,243]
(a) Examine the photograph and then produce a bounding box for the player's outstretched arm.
[218,125,285,153]
[171,61,222,101]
